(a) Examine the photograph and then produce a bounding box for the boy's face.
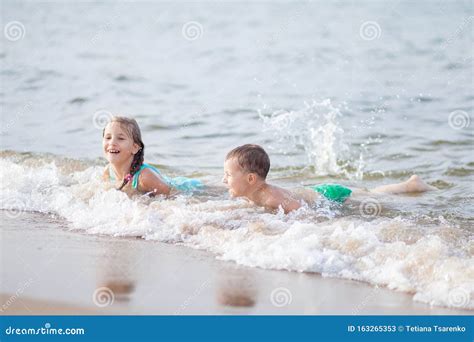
[223,157,254,198]
[103,122,140,165]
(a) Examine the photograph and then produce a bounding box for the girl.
[102,116,202,195]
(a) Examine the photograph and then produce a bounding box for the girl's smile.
[102,122,140,165]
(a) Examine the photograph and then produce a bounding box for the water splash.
[259,99,352,177]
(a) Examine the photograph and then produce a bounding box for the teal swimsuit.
[108,163,203,192]
[309,184,352,203]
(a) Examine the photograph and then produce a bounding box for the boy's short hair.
[226,144,270,179]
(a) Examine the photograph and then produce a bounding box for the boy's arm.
[264,192,301,214]
[280,196,301,214]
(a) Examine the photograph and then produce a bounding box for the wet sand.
[0,211,469,315]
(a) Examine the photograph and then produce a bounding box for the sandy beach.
[0,211,469,316]
[2,0,473,322]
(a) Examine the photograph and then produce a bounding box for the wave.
[0,152,472,310]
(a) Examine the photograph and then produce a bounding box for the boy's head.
[223,144,270,197]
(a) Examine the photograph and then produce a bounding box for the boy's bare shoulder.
[291,187,320,203]
[264,184,301,213]
[262,193,284,210]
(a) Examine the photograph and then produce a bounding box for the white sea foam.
[0,156,472,310]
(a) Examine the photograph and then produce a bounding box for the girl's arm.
[102,165,110,181]
[138,168,171,195]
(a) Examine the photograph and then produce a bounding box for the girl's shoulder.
[136,164,170,195]
[136,163,162,178]
[137,166,162,183]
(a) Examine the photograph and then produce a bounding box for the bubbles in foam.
[1,154,472,310]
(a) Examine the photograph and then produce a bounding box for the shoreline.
[0,211,470,315]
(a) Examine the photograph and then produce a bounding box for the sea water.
[1,1,473,310]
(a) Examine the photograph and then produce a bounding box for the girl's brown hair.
[103,116,145,190]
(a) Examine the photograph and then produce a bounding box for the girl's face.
[102,122,140,165]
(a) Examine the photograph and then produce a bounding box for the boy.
[222,144,436,213]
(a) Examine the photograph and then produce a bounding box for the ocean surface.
[1,1,473,310]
